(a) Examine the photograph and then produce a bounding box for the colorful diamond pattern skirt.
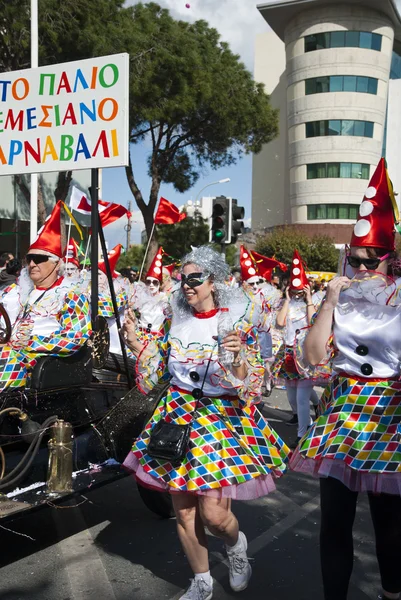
[123,387,290,499]
[290,375,401,494]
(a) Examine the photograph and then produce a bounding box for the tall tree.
[256,227,339,272]
[124,2,279,259]
[156,213,210,259]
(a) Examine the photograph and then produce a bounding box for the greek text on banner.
[0,53,129,175]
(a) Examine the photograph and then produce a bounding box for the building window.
[305,120,374,138]
[305,31,382,52]
[307,163,370,179]
[305,76,378,95]
[307,204,359,219]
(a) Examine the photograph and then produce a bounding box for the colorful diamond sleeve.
[135,319,171,394]
[26,292,91,355]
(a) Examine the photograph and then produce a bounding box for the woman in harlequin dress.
[291,159,401,600]
[122,246,290,600]
[273,250,319,446]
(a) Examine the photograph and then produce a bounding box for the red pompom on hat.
[240,245,259,282]
[146,247,164,282]
[289,250,309,291]
[63,238,80,268]
[29,200,63,258]
[99,244,122,279]
[351,158,399,251]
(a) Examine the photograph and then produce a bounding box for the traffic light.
[209,196,231,244]
[231,199,245,243]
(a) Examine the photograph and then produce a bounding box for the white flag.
[69,186,89,212]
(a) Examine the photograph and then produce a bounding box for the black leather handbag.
[147,419,191,465]
[147,347,215,465]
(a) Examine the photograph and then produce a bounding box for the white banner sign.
[0,53,129,175]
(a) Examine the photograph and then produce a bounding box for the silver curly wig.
[173,245,244,314]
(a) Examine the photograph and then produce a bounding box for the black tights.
[320,477,401,600]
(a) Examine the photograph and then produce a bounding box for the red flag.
[154,197,186,225]
[75,195,129,228]
[250,250,288,279]
[99,202,129,228]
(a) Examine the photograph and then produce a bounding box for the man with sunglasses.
[0,201,91,392]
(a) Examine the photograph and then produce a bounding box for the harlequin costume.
[272,250,314,385]
[130,248,170,344]
[0,202,91,391]
[291,158,401,600]
[291,159,401,489]
[123,254,289,498]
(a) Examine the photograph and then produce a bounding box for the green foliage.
[256,227,339,272]
[0,0,131,72]
[211,244,237,267]
[156,215,210,259]
[117,244,145,270]
[224,245,238,267]
[126,3,279,194]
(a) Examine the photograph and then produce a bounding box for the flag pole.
[83,234,91,268]
[65,218,72,265]
[139,222,155,281]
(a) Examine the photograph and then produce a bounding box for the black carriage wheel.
[137,483,175,519]
[0,303,11,344]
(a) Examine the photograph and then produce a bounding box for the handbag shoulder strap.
[163,343,217,418]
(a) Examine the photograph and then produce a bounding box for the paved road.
[0,389,381,600]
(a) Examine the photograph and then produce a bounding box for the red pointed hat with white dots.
[240,245,259,282]
[99,244,123,279]
[29,200,63,258]
[289,249,309,291]
[351,157,399,251]
[146,247,164,282]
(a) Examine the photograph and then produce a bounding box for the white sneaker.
[180,577,213,600]
[226,531,252,592]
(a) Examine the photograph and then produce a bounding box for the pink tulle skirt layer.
[290,449,401,495]
[123,452,278,500]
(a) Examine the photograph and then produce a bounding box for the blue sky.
[102,0,271,247]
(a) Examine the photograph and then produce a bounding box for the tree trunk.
[37,179,47,225]
[54,171,73,202]
[125,155,161,272]
[54,171,72,252]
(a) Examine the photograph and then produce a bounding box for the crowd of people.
[1,158,400,600]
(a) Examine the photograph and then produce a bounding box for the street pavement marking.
[168,493,321,600]
[52,508,117,600]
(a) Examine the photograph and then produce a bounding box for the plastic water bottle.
[217,308,234,366]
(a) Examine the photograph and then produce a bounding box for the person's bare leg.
[198,496,239,546]
[172,493,209,573]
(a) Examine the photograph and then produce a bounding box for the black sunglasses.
[26,253,50,265]
[145,279,159,286]
[181,272,207,288]
[347,252,389,271]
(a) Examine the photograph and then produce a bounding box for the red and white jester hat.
[350,158,399,251]
[29,200,63,258]
[289,250,309,291]
[146,247,164,282]
[99,244,123,279]
[240,245,259,283]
